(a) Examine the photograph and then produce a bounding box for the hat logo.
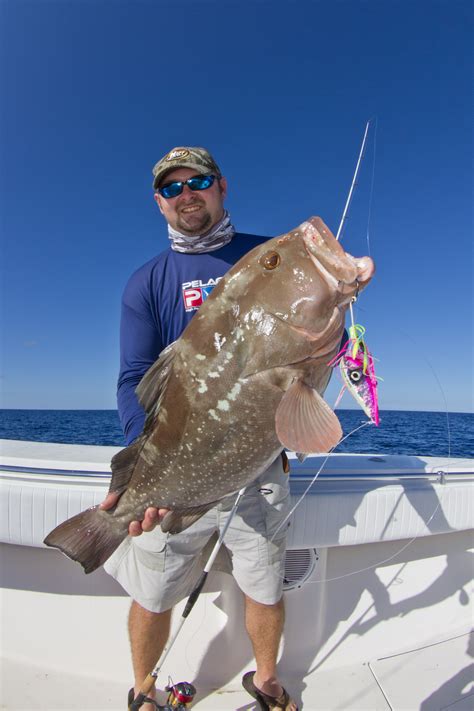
[166,148,189,162]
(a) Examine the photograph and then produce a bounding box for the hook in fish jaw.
[348,279,360,329]
[352,278,360,303]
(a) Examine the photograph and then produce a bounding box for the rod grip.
[129,693,148,711]
[182,571,208,617]
[129,674,157,710]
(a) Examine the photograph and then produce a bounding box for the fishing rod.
[129,486,247,711]
[336,119,372,241]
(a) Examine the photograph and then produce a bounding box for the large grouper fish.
[44,217,375,573]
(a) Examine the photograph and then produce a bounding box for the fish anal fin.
[275,380,342,453]
[161,502,218,534]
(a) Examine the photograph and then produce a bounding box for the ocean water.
[0,409,472,458]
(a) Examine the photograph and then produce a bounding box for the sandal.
[242,671,298,710]
[127,687,161,710]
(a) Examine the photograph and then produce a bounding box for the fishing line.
[278,315,456,586]
[303,490,445,585]
[365,116,377,258]
[354,302,453,461]
[336,120,371,241]
[270,421,373,543]
[270,120,456,584]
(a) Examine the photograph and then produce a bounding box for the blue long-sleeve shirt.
[117,233,269,444]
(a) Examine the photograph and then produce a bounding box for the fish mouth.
[301,217,375,296]
[303,241,360,306]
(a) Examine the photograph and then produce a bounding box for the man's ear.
[219,176,228,200]
[154,192,165,215]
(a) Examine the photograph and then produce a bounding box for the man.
[101,146,298,711]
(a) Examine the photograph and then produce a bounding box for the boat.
[1,437,473,710]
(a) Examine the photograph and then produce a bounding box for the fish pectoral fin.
[161,502,218,534]
[109,437,144,496]
[275,380,342,453]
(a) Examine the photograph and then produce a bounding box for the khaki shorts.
[104,456,291,612]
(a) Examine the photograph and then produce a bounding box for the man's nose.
[180,184,198,200]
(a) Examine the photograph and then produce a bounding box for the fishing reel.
[129,682,196,711]
[164,681,196,708]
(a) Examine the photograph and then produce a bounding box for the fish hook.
[349,279,360,328]
[352,278,360,302]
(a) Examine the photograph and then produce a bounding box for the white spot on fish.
[227,383,241,401]
[226,353,233,361]
[257,314,276,336]
[217,400,230,411]
[244,306,264,324]
[196,354,206,360]
[209,371,220,378]
[209,409,220,421]
[242,307,276,335]
[197,379,208,393]
[292,267,306,284]
[214,333,226,351]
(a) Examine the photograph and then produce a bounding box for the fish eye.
[349,369,363,383]
[260,251,281,270]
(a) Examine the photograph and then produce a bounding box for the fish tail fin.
[44,506,127,574]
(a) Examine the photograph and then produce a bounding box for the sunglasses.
[158,174,217,199]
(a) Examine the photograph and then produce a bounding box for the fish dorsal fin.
[136,342,176,418]
[275,380,342,453]
[109,437,144,496]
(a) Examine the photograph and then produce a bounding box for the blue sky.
[1,0,472,413]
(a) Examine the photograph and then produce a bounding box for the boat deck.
[1,440,473,710]
[3,630,473,710]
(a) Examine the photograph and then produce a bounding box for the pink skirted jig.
[329,322,380,426]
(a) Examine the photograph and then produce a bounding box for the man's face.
[154,167,227,235]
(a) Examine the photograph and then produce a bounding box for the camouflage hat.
[152,146,222,190]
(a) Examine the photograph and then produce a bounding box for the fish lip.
[303,239,360,297]
[299,218,375,296]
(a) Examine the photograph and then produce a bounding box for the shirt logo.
[182,277,222,311]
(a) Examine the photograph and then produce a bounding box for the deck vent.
[283,548,318,591]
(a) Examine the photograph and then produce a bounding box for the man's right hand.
[99,492,170,537]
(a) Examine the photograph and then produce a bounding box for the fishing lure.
[329,320,380,425]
